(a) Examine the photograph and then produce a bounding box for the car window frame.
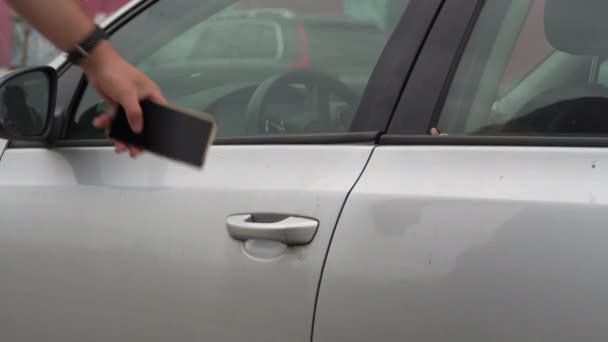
[10,0,444,149]
[386,0,486,136]
[384,0,608,147]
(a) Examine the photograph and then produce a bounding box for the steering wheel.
[244,69,360,135]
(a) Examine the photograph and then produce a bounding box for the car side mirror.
[0,66,57,140]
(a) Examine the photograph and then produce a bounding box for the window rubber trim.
[379,135,608,148]
[10,132,380,149]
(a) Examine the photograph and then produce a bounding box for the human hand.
[81,41,167,158]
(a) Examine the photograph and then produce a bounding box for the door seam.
[310,145,378,342]
[0,140,8,161]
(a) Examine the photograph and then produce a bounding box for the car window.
[436,0,608,137]
[68,0,410,140]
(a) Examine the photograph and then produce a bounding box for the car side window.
[437,0,608,137]
[68,0,411,140]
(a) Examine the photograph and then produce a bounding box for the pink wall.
[0,1,11,67]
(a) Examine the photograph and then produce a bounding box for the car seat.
[505,0,608,135]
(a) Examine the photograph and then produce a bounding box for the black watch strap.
[67,25,109,65]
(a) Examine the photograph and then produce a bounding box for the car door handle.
[226,214,319,246]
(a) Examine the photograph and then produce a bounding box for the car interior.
[442,0,608,137]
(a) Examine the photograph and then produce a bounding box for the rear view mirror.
[0,66,57,140]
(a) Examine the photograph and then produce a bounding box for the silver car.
[1,0,608,341]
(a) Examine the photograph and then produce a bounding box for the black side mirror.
[0,66,57,140]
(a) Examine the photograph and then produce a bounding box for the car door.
[315,0,608,341]
[0,0,428,341]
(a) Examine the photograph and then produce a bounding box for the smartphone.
[107,99,217,168]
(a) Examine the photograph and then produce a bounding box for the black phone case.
[108,100,217,167]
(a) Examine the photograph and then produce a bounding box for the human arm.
[4,0,167,156]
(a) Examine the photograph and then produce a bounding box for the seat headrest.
[545,0,608,55]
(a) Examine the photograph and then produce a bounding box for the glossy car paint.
[0,145,372,341]
[315,145,608,341]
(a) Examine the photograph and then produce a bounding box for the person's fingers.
[92,112,113,128]
[114,141,144,158]
[129,146,142,158]
[146,86,168,105]
[119,90,144,134]
[115,142,128,153]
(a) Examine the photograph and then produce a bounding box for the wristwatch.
[67,25,109,65]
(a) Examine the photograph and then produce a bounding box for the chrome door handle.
[226,214,319,246]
